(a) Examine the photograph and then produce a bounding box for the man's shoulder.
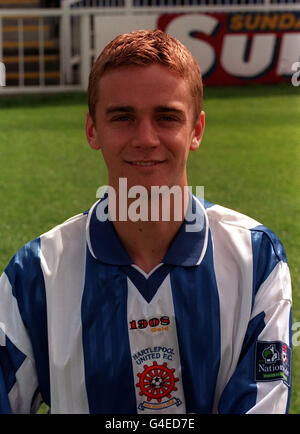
[203,199,287,263]
[39,211,88,242]
[204,199,262,231]
[5,211,89,274]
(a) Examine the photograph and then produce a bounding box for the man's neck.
[112,219,183,274]
[108,186,189,274]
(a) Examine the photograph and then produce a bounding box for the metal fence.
[67,0,300,6]
[0,0,299,94]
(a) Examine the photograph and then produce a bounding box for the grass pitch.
[0,84,299,413]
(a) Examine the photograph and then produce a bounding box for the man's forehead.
[96,65,192,110]
[100,62,181,79]
[98,64,188,92]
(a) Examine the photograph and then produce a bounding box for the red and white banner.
[95,11,300,85]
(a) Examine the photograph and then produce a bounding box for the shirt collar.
[86,191,209,267]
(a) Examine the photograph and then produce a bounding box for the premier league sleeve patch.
[255,341,291,387]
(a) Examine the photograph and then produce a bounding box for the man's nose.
[131,118,160,148]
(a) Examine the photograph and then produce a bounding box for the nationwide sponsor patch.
[255,341,291,387]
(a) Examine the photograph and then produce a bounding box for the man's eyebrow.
[155,106,186,116]
[105,105,135,115]
[104,105,186,117]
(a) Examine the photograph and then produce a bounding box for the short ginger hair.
[88,29,203,124]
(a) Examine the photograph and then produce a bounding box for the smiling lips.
[126,160,166,167]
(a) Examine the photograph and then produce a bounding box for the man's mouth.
[126,160,166,167]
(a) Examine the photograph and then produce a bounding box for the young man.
[0,30,292,414]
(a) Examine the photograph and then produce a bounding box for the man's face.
[86,64,205,191]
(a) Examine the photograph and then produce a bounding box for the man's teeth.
[131,161,160,166]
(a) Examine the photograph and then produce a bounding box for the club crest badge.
[136,361,182,411]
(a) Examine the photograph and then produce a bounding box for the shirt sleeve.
[217,230,292,414]
[0,271,41,413]
[0,238,49,414]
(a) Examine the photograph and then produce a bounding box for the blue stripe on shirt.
[81,248,136,413]
[171,231,220,413]
[0,336,26,394]
[4,238,50,406]
[250,225,287,307]
[218,312,266,414]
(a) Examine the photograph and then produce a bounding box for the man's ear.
[85,111,101,150]
[190,111,205,151]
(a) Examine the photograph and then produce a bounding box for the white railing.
[0,0,300,94]
[66,0,300,6]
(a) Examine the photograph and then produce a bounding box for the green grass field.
[0,84,299,413]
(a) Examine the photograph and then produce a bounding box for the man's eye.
[111,115,133,122]
[159,115,180,123]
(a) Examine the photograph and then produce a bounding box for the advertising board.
[95,12,300,84]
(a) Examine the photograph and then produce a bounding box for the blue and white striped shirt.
[0,195,292,413]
